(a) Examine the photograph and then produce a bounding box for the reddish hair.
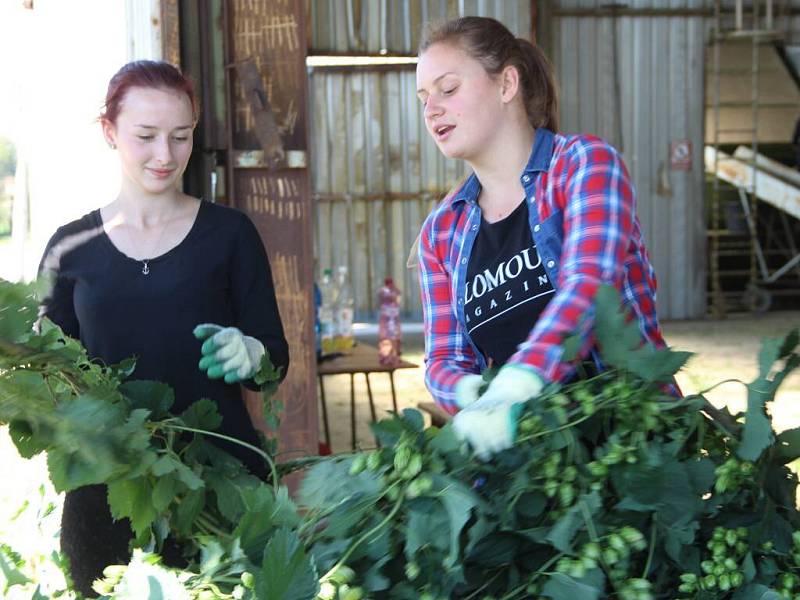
[100,60,198,125]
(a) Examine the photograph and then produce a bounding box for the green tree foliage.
[0,137,16,179]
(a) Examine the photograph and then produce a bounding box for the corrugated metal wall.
[308,0,531,319]
[548,0,709,319]
[309,0,531,53]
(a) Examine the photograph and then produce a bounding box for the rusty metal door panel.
[226,0,317,459]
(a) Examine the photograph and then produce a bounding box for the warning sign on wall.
[670,140,692,171]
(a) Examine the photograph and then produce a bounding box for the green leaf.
[546,492,601,553]
[254,527,318,600]
[737,378,775,462]
[205,469,262,523]
[234,486,295,562]
[151,455,179,477]
[315,494,380,540]
[299,458,382,510]
[743,552,756,582]
[172,462,205,491]
[627,348,693,383]
[561,327,584,363]
[778,329,799,358]
[174,489,205,537]
[254,349,283,387]
[775,427,800,463]
[542,571,603,600]
[660,514,699,565]
[405,498,450,558]
[0,546,31,593]
[179,398,222,430]
[757,338,782,379]
[732,584,783,600]
[685,458,716,495]
[613,447,699,524]
[401,408,425,431]
[7,419,44,458]
[428,425,461,454]
[592,285,690,382]
[152,476,180,512]
[435,475,481,566]
[119,380,174,415]
[107,477,158,540]
[466,532,522,568]
[0,280,39,342]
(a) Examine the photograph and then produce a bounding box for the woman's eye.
[138,135,154,141]
[443,87,457,95]
[173,137,188,142]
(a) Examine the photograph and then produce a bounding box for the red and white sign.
[670,140,693,171]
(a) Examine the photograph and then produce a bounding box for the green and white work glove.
[193,324,265,384]
[452,365,543,460]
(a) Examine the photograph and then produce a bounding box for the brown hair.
[100,60,198,125]
[419,16,559,132]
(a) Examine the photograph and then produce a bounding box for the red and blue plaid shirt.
[418,129,668,414]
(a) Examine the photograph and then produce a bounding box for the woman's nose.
[424,97,443,120]
[154,137,173,164]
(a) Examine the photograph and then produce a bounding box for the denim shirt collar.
[449,128,555,207]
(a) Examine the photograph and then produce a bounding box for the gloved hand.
[452,365,543,460]
[454,373,485,409]
[193,324,265,384]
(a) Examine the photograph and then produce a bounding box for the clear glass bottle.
[318,268,337,355]
[334,265,355,352]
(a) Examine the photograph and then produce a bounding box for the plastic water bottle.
[377,277,402,366]
[334,265,355,352]
[319,268,337,355]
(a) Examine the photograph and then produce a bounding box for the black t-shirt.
[39,200,289,475]
[464,199,555,366]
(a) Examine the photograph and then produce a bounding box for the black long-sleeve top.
[39,200,289,473]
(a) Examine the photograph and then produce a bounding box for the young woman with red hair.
[38,60,289,595]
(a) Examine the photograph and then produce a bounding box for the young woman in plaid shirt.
[415,17,671,460]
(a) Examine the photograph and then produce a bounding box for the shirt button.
[458,299,463,305]
[533,224,541,233]
[471,225,478,231]
[461,258,467,264]
[522,175,531,183]
[529,196,536,202]
[547,260,555,269]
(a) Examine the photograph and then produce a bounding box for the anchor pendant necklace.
[122,202,179,276]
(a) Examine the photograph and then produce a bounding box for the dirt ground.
[320,310,800,453]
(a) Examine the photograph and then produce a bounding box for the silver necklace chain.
[121,204,180,276]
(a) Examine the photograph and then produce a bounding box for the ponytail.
[515,38,559,132]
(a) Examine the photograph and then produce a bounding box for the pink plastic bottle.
[377,277,402,366]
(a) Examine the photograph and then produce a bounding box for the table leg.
[365,373,377,422]
[318,375,330,449]
[389,371,399,414]
[350,373,356,450]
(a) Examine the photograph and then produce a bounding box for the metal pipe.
[379,0,387,54]
[552,6,800,17]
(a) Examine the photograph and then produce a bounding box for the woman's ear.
[500,65,521,104]
[101,120,117,150]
